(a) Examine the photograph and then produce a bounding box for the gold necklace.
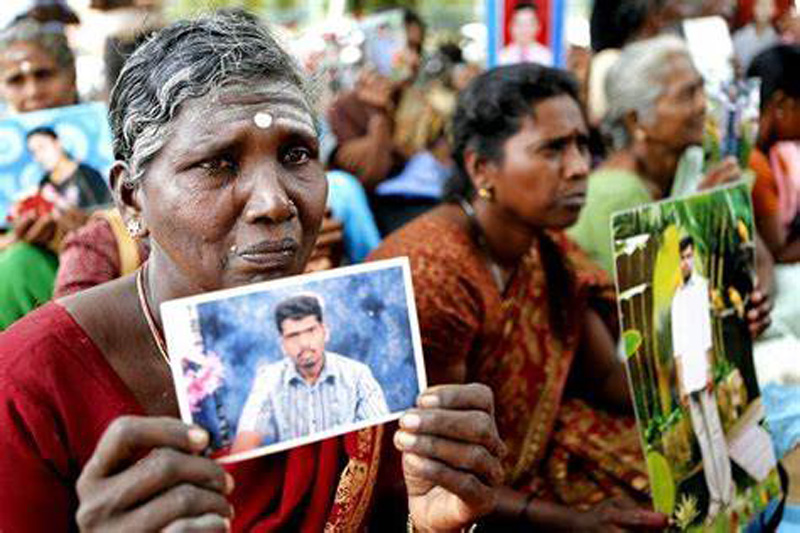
[136,263,171,366]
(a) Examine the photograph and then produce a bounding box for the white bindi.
[253,111,274,129]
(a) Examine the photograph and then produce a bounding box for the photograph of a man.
[26,126,110,209]
[232,294,389,453]
[671,236,734,523]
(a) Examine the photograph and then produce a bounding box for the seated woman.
[372,64,672,529]
[0,19,108,329]
[0,13,505,532]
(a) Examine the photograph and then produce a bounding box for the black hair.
[103,30,156,97]
[679,235,694,252]
[402,8,425,31]
[590,0,664,52]
[445,63,582,341]
[445,63,581,202]
[513,2,539,14]
[275,294,323,333]
[26,126,58,140]
[747,44,800,111]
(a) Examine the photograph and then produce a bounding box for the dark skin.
[61,79,504,532]
[395,95,668,530]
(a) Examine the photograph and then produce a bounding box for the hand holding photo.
[612,183,781,531]
[161,258,425,463]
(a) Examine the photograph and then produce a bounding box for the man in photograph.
[26,127,110,209]
[232,294,389,452]
[671,236,734,522]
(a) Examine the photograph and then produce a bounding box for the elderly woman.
[0,19,110,329]
[0,13,505,532]
[372,64,672,529]
[570,35,744,275]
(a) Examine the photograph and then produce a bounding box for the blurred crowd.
[0,0,799,531]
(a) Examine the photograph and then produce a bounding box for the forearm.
[487,487,578,530]
[334,115,395,189]
[578,309,632,414]
[597,362,634,414]
[777,237,800,263]
[755,233,776,296]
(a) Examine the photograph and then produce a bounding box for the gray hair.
[0,19,75,73]
[603,35,693,150]
[108,11,316,185]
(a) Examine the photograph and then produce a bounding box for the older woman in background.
[570,35,744,275]
[0,13,504,532]
[0,19,110,329]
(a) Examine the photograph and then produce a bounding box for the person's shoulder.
[370,206,471,265]
[0,303,86,394]
[588,167,648,197]
[694,274,710,291]
[328,352,375,380]
[254,357,290,383]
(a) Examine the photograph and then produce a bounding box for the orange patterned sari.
[372,210,649,508]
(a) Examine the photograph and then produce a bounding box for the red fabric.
[0,303,350,532]
[53,217,121,298]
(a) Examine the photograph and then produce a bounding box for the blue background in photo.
[0,102,114,223]
[192,266,419,448]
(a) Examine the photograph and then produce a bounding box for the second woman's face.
[490,94,590,230]
[137,80,327,292]
[643,55,707,151]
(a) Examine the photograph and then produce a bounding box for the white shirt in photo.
[671,274,714,393]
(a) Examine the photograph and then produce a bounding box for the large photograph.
[161,258,425,463]
[0,102,114,225]
[612,183,781,531]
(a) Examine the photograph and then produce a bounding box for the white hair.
[603,35,694,150]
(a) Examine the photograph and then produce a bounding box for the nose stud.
[254,111,273,129]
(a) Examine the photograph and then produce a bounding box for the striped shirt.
[237,351,389,444]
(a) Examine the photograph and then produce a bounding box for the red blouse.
[0,303,366,532]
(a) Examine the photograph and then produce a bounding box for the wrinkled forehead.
[177,79,315,134]
[0,41,55,68]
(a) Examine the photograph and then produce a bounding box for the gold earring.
[477,186,495,201]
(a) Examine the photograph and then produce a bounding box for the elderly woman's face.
[135,80,326,291]
[0,42,76,113]
[643,54,706,151]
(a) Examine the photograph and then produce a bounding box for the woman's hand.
[698,157,741,190]
[746,283,773,339]
[13,212,57,245]
[395,383,506,532]
[76,416,234,532]
[13,208,88,249]
[565,497,669,532]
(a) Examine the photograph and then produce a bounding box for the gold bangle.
[406,514,478,533]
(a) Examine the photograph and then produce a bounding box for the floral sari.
[371,210,649,508]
